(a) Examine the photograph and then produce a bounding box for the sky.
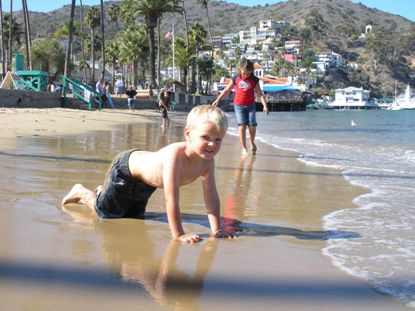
[2,0,414,21]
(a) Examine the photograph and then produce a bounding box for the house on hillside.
[239,19,287,46]
[312,51,343,73]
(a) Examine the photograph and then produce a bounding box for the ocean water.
[229,109,415,307]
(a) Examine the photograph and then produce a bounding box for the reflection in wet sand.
[1,118,392,311]
[62,202,217,311]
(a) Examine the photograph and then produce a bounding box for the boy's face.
[240,68,252,79]
[185,122,225,160]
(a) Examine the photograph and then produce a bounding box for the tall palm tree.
[22,0,31,70]
[181,0,189,46]
[189,22,207,94]
[99,0,106,81]
[107,3,120,31]
[2,13,22,70]
[0,0,5,77]
[79,0,89,82]
[172,36,192,91]
[119,0,136,28]
[196,0,212,47]
[129,0,182,88]
[85,6,100,85]
[105,40,119,87]
[196,0,213,93]
[64,0,76,78]
[180,0,190,91]
[8,0,11,70]
[119,25,148,89]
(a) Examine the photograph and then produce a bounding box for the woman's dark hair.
[160,90,171,103]
[239,58,254,71]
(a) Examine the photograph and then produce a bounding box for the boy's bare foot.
[242,148,250,156]
[62,183,85,206]
[250,142,257,155]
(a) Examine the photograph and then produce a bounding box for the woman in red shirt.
[212,58,268,155]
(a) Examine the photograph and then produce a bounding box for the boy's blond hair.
[186,105,228,133]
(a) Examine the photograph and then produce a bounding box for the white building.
[222,33,239,46]
[239,19,287,45]
[330,86,377,109]
[259,20,290,32]
[312,51,343,73]
[284,40,301,54]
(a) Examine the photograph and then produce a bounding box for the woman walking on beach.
[212,58,268,156]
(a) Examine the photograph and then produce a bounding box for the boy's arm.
[163,150,201,244]
[202,162,235,239]
[211,81,234,106]
[255,84,269,114]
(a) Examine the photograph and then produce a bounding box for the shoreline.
[0,107,410,310]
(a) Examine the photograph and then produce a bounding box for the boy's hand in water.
[210,229,236,239]
[177,233,202,244]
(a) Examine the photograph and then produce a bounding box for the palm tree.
[105,40,119,87]
[2,13,22,70]
[79,0,89,82]
[99,0,106,81]
[8,0,11,70]
[107,3,120,31]
[0,0,5,77]
[21,0,31,70]
[64,0,76,78]
[180,0,190,90]
[189,22,207,93]
[129,0,182,88]
[197,0,214,91]
[119,25,148,89]
[119,0,136,28]
[172,36,192,91]
[181,0,189,46]
[196,0,212,49]
[85,6,100,85]
[54,20,81,40]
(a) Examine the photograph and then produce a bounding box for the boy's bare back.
[129,142,214,190]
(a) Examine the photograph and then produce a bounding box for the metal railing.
[61,76,102,110]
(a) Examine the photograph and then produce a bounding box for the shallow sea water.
[235,109,415,307]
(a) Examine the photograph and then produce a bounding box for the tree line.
[0,0,221,94]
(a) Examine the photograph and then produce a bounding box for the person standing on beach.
[125,87,137,112]
[159,89,172,128]
[115,78,124,97]
[212,58,268,156]
[96,78,108,108]
[104,81,115,109]
[61,105,235,244]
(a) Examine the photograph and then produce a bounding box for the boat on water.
[387,84,415,110]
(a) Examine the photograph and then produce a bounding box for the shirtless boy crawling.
[62,105,235,244]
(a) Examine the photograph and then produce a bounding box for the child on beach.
[159,89,172,128]
[62,105,235,244]
[125,87,137,111]
[212,58,268,156]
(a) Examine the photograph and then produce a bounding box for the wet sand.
[0,108,410,310]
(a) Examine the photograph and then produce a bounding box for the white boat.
[388,84,415,110]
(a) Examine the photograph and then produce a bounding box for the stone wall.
[0,89,222,111]
[0,89,64,108]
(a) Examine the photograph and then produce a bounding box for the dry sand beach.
[0,107,410,310]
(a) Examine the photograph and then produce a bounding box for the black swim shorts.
[95,149,157,218]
